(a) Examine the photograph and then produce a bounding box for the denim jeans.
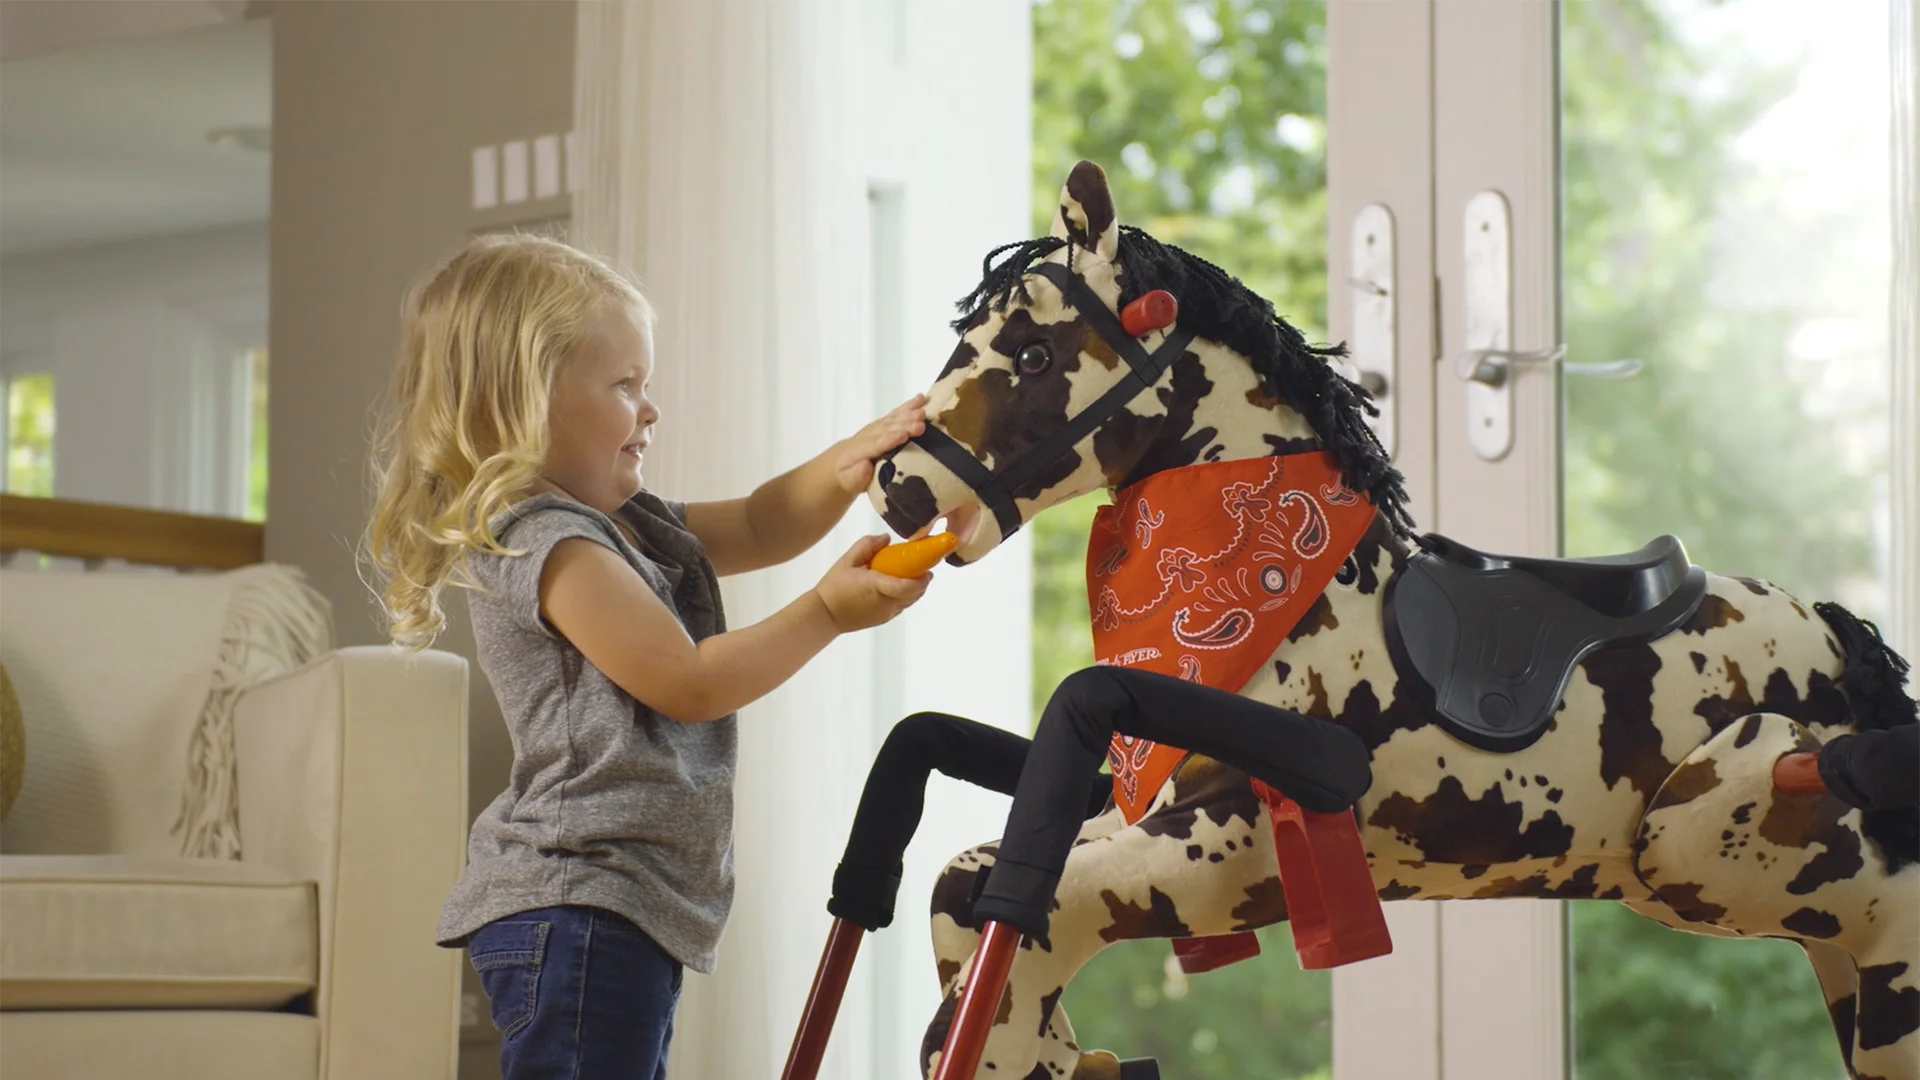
[469,905,683,1080]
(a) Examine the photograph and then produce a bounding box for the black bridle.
[904,261,1195,541]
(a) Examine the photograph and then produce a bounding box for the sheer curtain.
[573,2,879,1077]
[1893,0,1918,657]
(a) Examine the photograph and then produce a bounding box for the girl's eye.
[1014,342,1052,376]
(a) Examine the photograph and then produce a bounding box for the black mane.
[954,227,1415,537]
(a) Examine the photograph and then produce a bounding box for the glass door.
[1560,2,1898,1076]
[1423,0,1911,1076]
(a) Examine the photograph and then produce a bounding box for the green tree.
[5,373,55,497]
[1561,2,1879,607]
[1571,903,1843,1080]
[1032,0,1330,340]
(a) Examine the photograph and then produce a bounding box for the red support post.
[780,918,865,1080]
[930,920,1024,1080]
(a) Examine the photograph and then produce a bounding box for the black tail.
[1815,601,1917,733]
[1814,602,1918,873]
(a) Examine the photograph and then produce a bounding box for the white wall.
[0,222,265,516]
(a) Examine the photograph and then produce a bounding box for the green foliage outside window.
[5,374,55,497]
[245,348,269,523]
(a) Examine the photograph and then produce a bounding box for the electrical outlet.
[461,991,483,1031]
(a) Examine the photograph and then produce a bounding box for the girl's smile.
[545,301,660,513]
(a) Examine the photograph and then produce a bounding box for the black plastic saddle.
[1383,533,1708,752]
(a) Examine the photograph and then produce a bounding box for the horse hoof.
[1118,1058,1161,1080]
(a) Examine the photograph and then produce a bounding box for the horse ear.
[1050,160,1120,263]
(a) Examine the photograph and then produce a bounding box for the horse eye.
[1015,342,1053,376]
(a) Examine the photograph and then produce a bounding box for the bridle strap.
[908,261,1194,541]
[1029,263,1178,386]
[908,423,1023,538]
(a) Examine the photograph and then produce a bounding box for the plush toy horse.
[840,161,1918,1080]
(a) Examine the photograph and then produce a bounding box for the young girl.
[362,234,932,1079]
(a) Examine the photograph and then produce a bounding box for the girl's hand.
[814,534,932,631]
[831,395,927,495]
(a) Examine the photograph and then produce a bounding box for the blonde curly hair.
[362,234,649,649]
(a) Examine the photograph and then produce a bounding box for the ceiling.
[0,5,270,257]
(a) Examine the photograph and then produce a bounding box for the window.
[243,347,268,522]
[1561,2,1888,1074]
[4,373,56,497]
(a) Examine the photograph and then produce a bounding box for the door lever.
[1455,346,1643,388]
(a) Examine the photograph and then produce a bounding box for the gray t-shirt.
[434,490,736,973]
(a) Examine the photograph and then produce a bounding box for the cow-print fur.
[869,161,1919,1079]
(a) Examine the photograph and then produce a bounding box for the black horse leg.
[827,711,1108,931]
[972,665,1372,940]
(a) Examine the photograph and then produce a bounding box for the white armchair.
[0,564,469,1080]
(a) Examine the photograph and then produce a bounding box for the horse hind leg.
[1038,1001,1163,1080]
[1850,942,1920,1080]
[1803,939,1867,1077]
[1801,936,1920,1080]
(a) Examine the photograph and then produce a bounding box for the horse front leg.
[968,665,1368,953]
[923,756,1288,1078]
[928,665,1367,1080]
[924,835,1107,1080]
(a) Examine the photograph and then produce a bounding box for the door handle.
[1458,191,1645,460]
[1461,191,1517,460]
[1453,347,1643,388]
[1349,203,1397,457]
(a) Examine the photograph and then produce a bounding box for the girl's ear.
[1049,160,1121,264]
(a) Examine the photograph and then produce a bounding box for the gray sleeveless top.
[434,490,736,972]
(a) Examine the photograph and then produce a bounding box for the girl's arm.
[685,396,926,575]
[539,533,927,722]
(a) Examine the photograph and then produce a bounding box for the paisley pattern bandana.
[1087,451,1378,822]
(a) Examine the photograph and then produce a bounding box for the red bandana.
[1087,451,1378,823]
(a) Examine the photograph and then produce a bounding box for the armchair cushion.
[0,854,317,1010]
[0,564,331,860]
[1,1010,319,1080]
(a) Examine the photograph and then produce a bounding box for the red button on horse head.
[1120,290,1178,337]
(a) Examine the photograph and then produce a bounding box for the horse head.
[867,159,1413,564]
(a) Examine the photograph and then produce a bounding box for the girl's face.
[543,300,660,513]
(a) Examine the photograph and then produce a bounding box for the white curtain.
[1892,0,1918,657]
[573,2,879,1077]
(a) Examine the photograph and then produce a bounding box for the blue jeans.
[469,905,683,1080]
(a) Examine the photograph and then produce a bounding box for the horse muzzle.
[867,442,1002,566]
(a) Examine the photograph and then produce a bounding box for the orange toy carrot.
[869,532,958,577]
